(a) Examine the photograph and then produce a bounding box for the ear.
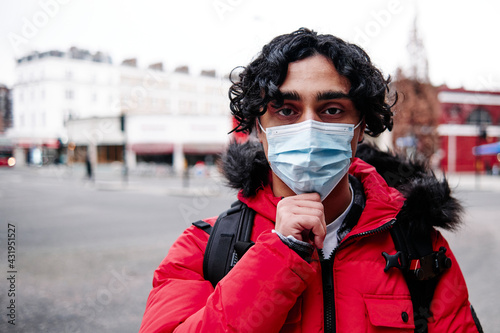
[357,120,366,143]
[255,118,265,143]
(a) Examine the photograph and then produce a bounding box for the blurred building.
[8,48,119,165]
[118,60,231,174]
[437,87,500,173]
[7,47,232,173]
[390,19,500,174]
[0,84,12,133]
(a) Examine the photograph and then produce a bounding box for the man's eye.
[324,108,342,115]
[278,108,294,116]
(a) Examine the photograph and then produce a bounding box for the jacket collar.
[220,140,463,237]
[237,158,405,235]
[346,158,404,236]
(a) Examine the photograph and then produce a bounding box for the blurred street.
[0,165,236,333]
[0,165,499,332]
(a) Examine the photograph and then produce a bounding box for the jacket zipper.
[321,219,396,333]
[321,258,335,333]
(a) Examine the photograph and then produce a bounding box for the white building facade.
[119,63,232,174]
[8,48,233,174]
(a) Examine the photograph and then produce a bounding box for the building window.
[97,145,123,163]
[162,99,170,113]
[179,83,196,92]
[65,90,74,100]
[179,100,196,114]
[64,109,74,122]
[203,102,211,114]
[205,85,220,94]
[466,108,492,125]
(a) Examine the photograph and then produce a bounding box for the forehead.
[280,54,351,95]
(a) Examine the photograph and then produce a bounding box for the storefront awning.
[15,138,59,149]
[130,142,226,155]
[183,143,225,154]
[130,143,174,155]
[473,142,500,156]
[43,139,60,149]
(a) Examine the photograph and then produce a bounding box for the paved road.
[0,166,498,332]
[0,166,236,333]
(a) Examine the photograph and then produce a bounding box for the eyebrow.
[279,90,351,102]
[316,91,351,101]
[280,91,301,101]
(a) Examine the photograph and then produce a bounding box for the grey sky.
[1,0,499,90]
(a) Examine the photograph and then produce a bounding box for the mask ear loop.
[353,117,365,130]
[354,117,365,143]
[257,118,266,134]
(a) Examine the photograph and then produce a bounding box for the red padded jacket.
[139,158,479,332]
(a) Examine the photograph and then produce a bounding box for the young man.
[139,28,481,332]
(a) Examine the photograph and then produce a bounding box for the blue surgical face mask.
[260,119,362,201]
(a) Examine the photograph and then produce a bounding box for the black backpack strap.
[471,305,484,333]
[192,220,213,235]
[192,200,255,288]
[383,220,452,333]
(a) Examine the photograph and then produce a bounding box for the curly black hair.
[229,28,395,137]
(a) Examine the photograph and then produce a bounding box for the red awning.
[43,139,60,149]
[130,143,174,155]
[183,143,225,154]
[15,138,59,148]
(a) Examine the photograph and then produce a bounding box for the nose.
[299,108,321,122]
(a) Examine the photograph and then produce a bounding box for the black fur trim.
[219,140,270,198]
[219,141,464,234]
[356,144,463,234]
[355,143,428,188]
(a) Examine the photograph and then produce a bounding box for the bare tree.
[390,17,441,160]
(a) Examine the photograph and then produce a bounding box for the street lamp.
[120,114,128,183]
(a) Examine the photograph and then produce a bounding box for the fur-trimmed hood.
[220,140,463,235]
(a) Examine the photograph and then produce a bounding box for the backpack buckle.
[382,247,452,280]
[410,247,452,281]
[382,250,407,272]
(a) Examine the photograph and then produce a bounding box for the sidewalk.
[446,173,500,192]
[18,163,236,198]
[9,164,500,194]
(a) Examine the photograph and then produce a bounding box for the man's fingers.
[311,221,326,248]
[283,192,321,203]
[288,205,324,219]
[314,234,324,249]
[276,192,327,248]
[279,194,323,211]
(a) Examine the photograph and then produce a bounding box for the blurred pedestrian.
[85,152,93,181]
[140,28,482,332]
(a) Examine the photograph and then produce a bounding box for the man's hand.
[275,193,326,249]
